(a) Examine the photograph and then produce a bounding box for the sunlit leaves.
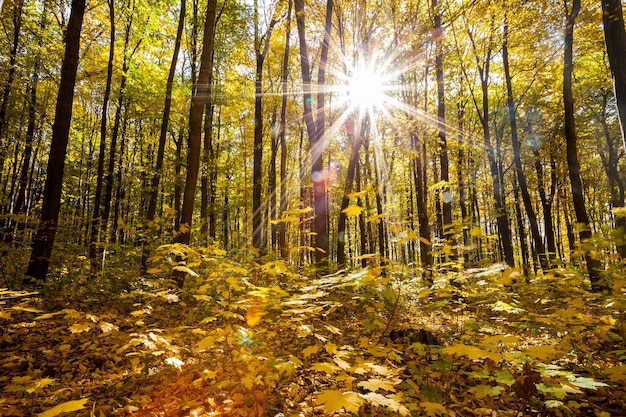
[314,390,364,413]
[358,378,397,392]
[302,344,320,357]
[68,323,91,333]
[37,398,89,417]
[5,376,56,394]
[341,204,363,216]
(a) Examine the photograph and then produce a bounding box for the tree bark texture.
[563,0,605,290]
[26,0,86,280]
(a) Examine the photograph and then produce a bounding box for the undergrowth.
[1,246,625,416]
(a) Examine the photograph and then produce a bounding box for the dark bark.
[411,132,433,271]
[25,0,86,280]
[269,112,278,250]
[432,0,452,243]
[252,2,278,253]
[0,0,23,187]
[337,118,363,267]
[174,0,217,287]
[467,17,515,267]
[589,91,626,259]
[503,19,547,271]
[563,0,605,290]
[278,0,292,259]
[89,0,115,271]
[141,0,185,272]
[14,3,44,218]
[601,0,626,154]
[294,0,333,269]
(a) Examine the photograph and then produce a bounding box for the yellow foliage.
[314,390,364,413]
[37,398,89,417]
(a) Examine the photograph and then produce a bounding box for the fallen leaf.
[314,390,364,413]
[37,398,89,417]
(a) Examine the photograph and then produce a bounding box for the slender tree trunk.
[89,0,115,271]
[411,132,433,272]
[601,0,626,154]
[142,0,185,271]
[337,118,363,267]
[252,2,278,253]
[513,177,531,275]
[294,0,333,269]
[0,0,23,187]
[479,60,515,266]
[432,0,452,244]
[356,160,367,267]
[14,1,45,218]
[269,112,279,251]
[25,0,86,280]
[563,0,604,290]
[174,130,183,232]
[174,0,217,287]
[457,104,469,263]
[503,18,547,271]
[278,0,292,259]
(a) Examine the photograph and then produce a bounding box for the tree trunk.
[89,0,116,272]
[294,0,333,270]
[174,0,217,287]
[141,0,185,272]
[601,0,626,154]
[432,0,452,245]
[503,18,547,271]
[563,0,605,291]
[14,2,45,219]
[337,118,363,267]
[411,132,433,272]
[0,0,23,187]
[278,0,292,259]
[25,0,86,280]
[252,2,278,253]
[269,112,278,251]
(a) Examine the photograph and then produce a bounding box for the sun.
[343,61,391,115]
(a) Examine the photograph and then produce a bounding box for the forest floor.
[1,252,625,417]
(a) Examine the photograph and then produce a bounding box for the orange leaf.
[246,297,265,327]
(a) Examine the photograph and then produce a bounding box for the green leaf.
[37,398,89,417]
[566,375,609,390]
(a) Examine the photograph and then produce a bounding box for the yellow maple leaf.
[100,322,118,333]
[310,362,341,374]
[68,323,90,334]
[302,345,320,358]
[524,345,559,361]
[605,365,626,382]
[324,342,338,355]
[362,392,408,415]
[358,378,397,393]
[314,390,364,413]
[420,401,447,416]
[342,204,363,217]
[197,335,215,350]
[37,398,89,417]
